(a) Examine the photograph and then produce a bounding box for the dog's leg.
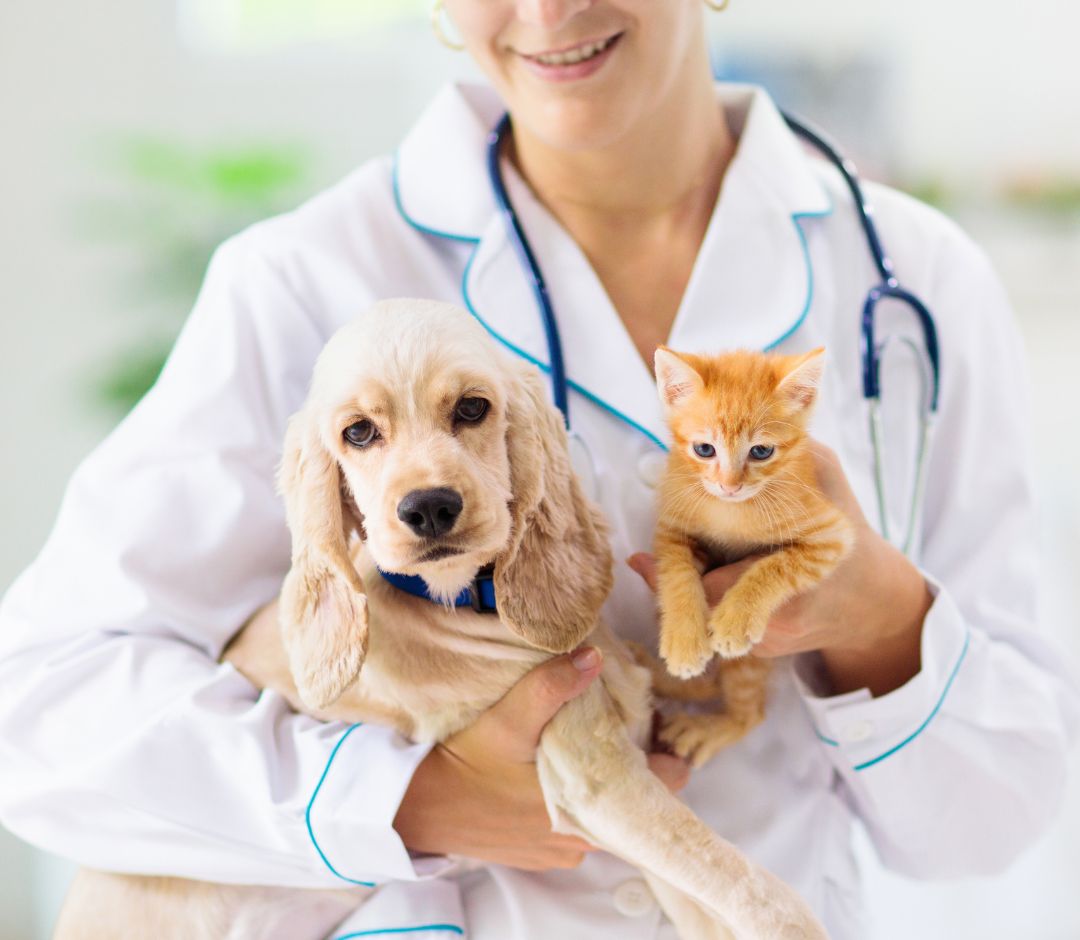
[53,870,363,940]
[536,682,827,940]
[643,872,737,940]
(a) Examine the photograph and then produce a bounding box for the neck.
[509,62,733,234]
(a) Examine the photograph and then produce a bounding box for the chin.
[528,94,638,152]
[415,556,488,604]
[704,482,760,503]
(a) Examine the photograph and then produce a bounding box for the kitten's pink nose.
[720,483,743,496]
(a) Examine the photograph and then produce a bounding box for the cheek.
[443,2,507,60]
[628,1,703,76]
[338,461,376,517]
[465,426,513,496]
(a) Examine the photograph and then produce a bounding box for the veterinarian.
[1,1,1077,938]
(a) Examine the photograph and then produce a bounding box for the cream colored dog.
[54,300,826,940]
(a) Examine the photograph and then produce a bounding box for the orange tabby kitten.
[646,346,855,767]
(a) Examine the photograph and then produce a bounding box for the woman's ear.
[494,364,613,653]
[277,411,369,710]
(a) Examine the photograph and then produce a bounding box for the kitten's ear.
[777,347,826,410]
[655,347,704,411]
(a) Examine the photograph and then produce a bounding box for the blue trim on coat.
[852,630,971,771]
[457,244,670,452]
[763,204,834,351]
[392,154,479,244]
[810,629,972,771]
[306,723,376,887]
[333,927,465,939]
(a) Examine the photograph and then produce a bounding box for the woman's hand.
[393,647,690,870]
[629,442,932,697]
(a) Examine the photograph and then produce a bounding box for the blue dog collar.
[378,565,498,614]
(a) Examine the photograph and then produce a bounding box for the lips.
[525,33,618,66]
[517,32,623,82]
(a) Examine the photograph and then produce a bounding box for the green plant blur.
[81,137,312,416]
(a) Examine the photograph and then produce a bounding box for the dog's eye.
[455,397,489,423]
[343,420,379,448]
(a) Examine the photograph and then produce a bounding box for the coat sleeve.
[0,234,452,887]
[797,227,1080,878]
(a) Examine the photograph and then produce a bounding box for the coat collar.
[394,82,834,449]
[393,83,501,242]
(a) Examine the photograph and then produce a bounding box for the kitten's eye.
[749,444,775,461]
[693,442,716,459]
[455,397,489,423]
[343,420,379,448]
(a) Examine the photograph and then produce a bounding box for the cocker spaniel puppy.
[55,300,825,940]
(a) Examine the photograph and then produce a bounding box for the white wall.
[715,0,1080,185]
[1,1,1078,937]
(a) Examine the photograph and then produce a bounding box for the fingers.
[627,553,657,591]
[700,555,757,606]
[648,752,691,793]
[482,647,603,762]
[807,439,866,523]
[513,846,591,871]
[629,552,762,609]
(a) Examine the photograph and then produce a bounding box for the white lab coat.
[0,82,1076,940]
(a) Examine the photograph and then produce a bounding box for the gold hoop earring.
[431,0,466,51]
[704,0,731,10]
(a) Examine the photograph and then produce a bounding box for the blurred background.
[1,1,1077,937]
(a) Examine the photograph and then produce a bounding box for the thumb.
[627,553,658,592]
[484,647,603,762]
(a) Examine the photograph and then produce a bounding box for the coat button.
[613,878,657,917]
[637,451,668,488]
[841,719,875,743]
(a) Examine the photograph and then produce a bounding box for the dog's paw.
[659,627,713,678]
[707,601,767,659]
[733,857,830,940]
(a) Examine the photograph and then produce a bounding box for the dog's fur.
[54,301,826,940]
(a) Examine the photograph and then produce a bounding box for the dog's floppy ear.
[494,364,613,653]
[278,410,369,710]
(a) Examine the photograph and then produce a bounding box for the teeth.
[533,37,612,66]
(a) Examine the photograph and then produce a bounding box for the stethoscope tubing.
[487,114,571,426]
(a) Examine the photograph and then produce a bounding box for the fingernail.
[571,647,601,671]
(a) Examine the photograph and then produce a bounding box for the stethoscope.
[485,110,941,557]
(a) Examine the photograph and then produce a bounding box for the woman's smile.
[516,32,623,82]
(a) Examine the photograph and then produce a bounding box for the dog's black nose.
[397,488,463,539]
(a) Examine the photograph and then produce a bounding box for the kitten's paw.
[624,640,657,670]
[708,603,767,659]
[659,627,712,679]
[659,712,750,768]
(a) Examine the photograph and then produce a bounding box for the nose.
[397,488,464,539]
[720,482,743,496]
[515,0,592,30]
